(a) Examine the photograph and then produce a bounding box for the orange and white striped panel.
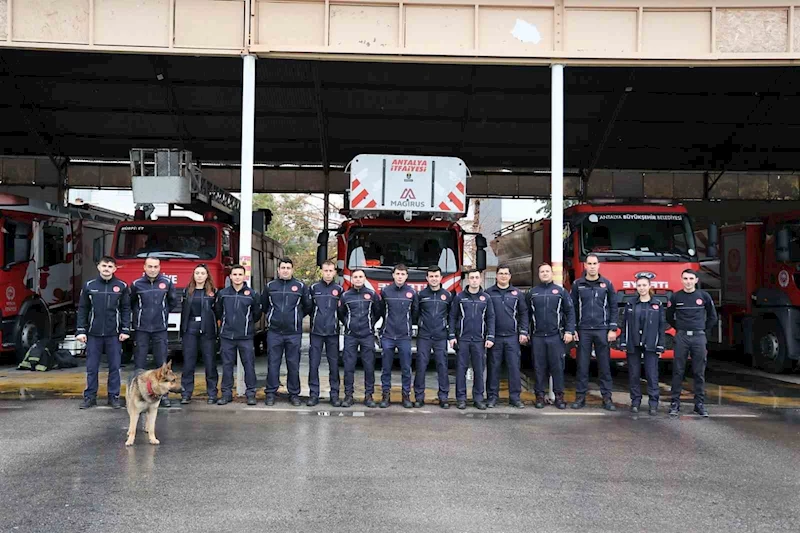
[438,180,465,212]
[350,177,378,209]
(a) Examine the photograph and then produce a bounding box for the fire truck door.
[36,219,72,308]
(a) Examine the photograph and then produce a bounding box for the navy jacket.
[215,283,262,340]
[378,283,418,340]
[338,286,381,338]
[620,298,666,353]
[309,280,344,336]
[570,276,619,330]
[130,274,179,332]
[76,276,131,337]
[180,287,217,338]
[666,289,718,332]
[414,286,453,341]
[261,278,311,335]
[527,282,576,337]
[486,284,529,337]
[449,289,496,342]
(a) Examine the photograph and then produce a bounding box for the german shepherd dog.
[125,362,182,446]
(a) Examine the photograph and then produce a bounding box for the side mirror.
[776,227,790,262]
[475,234,487,250]
[316,231,329,267]
[476,249,487,272]
[707,222,718,259]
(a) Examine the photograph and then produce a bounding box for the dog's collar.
[145,380,159,401]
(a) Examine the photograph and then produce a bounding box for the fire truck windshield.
[115,224,217,260]
[579,212,696,260]
[347,228,458,273]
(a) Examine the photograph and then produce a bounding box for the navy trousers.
[576,329,613,399]
[181,321,218,399]
[266,333,302,397]
[381,337,412,395]
[84,335,122,400]
[415,338,449,402]
[220,338,256,399]
[455,340,485,403]
[628,348,660,408]
[134,330,168,370]
[532,334,566,395]
[343,335,375,397]
[309,334,340,400]
[486,335,522,403]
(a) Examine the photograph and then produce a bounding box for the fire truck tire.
[14,307,49,364]
[753,318,790,373]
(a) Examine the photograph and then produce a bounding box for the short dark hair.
[467,268,482,277]
[496,264,511,274]
[585,253,600,263]
[351,268,366,277]
[98,256,116,265]
[682,269,698,277]
[427,265,442,274]
[279,257,293,267]
[143,257,160,264]
[321,259,336,268]
[230,264,246,274]
[538,262,552,269]
[393,263,408,273]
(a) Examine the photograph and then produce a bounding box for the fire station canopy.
[2,47,800,203]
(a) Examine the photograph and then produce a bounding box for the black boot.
[571,396,586,409]
[342,395,353,408]
[331,396,342,408]
[109,396,122,409]
[413,397,424,408]
[379,392,391,408]
[534,394,546,409]
[555,393,567,410]
[80,397,97,409]
[364,394,376,408]
[402,393,413,409]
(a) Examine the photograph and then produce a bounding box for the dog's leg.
[125,406,138,446]
[147,405,160,445]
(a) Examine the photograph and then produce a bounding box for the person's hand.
[519,334,528,345]
[485,340,494,349]
[76,334,87,343]
[563,332,574,344]
[448,339,457,350]
[607,330,617,342]
[119,333,130,342]
[573,331,579,342]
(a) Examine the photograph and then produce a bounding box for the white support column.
[549,63,565,402]
[236,53,256,397]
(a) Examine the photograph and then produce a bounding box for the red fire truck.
[315,154,487,356]
[493,202,701,361]
[0,194,127,362]
[704,212,800,372]
[318,154,486,294]
[111,149,283,358]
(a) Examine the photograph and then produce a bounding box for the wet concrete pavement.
[1,397,798,532]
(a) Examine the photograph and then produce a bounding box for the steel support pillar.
[549,63,565,402]
[236,54,256,397]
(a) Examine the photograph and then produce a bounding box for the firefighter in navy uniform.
[130,256,179,407]
[619,274,666,416]
[378,264,418,409]
[666,268,718,417]
[307,260,344,407]
[570,253,619,411]
[413,266,453,409]
[262,257,311,407]
[338,268,381,408]
[485,264,529,408]
[76,256,131,409]
[448,269,495,410]
[526,262,576,409]
[179,264,219,405]
[215,265,261,406]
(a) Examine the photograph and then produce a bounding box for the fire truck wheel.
[753,318,789,374]
[14,308,48,364]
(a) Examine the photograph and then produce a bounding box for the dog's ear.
[166,360,173,371]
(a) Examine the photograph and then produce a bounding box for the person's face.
[427,270,442,289]
[97,261,116,279]
[230,269,245,286]
[393,269,408,285]
[682,273,697,291]
[584,256,599,277]
[321,264,336,283]
[496,268,511,286]
[351,270,365,288]
[279,262,294,280]
[636,278,650,297]
[539,265,553,283]
[144,258,160,279]
[468,271,482,289]
[193,267,209,286]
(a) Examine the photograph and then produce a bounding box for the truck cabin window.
[2,219,32,268]
[116,225,217,260]
[347,228,458,273]
[580,213,696,259]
